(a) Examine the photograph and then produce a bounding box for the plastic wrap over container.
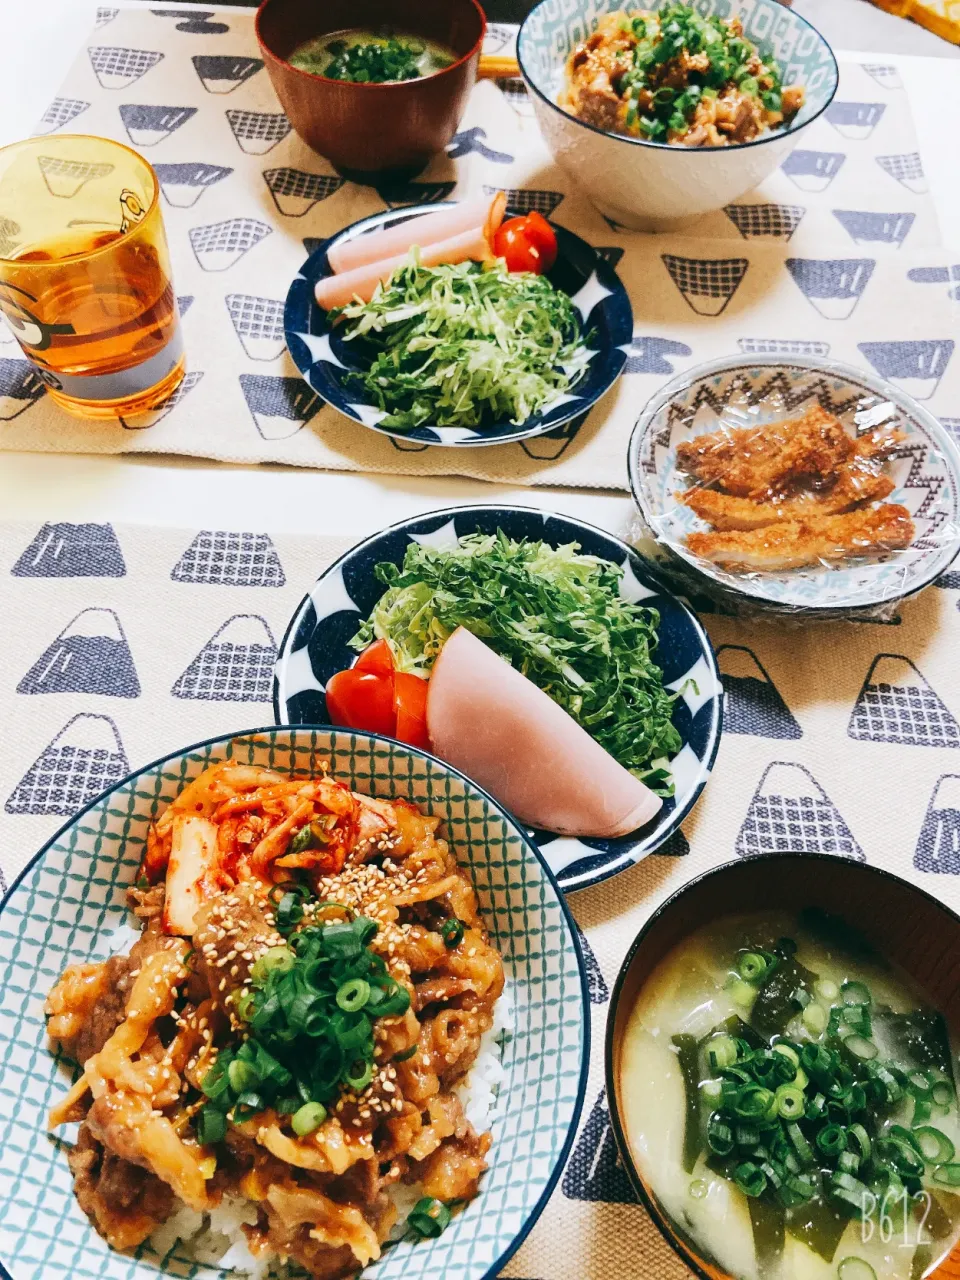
[626,354,960,623]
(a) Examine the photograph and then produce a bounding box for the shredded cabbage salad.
[350,531,681,794]
[331,258,591,431]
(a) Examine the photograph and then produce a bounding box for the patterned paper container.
[627,353,960,615]
[0,726,588,1280]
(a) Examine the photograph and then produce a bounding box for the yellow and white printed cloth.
[3,516,960,1277]
[0,9,956,490]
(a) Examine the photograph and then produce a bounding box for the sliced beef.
[68,1123,174,1250]
[56,908,168,1065]
[194,884,276,1003]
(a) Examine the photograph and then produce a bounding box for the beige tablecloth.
[0,9,955,490]
[3,516,960,1278]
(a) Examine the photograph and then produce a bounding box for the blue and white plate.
[273,506,723,892]
[283,205,632,448]
[628,354,960,613]
[0,726,588,1280]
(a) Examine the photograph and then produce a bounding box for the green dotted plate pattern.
[0,727,589,1280]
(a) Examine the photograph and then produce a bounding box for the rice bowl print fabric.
[4,516,960,1280]
[1,10,956,490]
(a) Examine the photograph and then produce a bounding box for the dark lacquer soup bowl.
[606,855,960,1280]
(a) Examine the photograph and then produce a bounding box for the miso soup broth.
[619,911,960,1280]
[288,29,456,83]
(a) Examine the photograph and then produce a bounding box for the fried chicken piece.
[675,405,855,499]
[686,504,914,571]
[679,467,895,531]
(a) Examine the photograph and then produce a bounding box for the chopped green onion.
[291,1102,327,1136]
[817,1125,848,1158]
[408,1197,453,1239]
[276,891,305,935]
[233,1091,264,1120]
[738,951,776,982]
[394,1043,419,1063]
[734,1085,776,1120]
[734,1161,767,1197]
[816,980,839,1002]
[336,978,371,1013]
[907,1069,933,1098]
[802,1003,827,1035]
[707,1034,739,1072]
[345,1060,374,1092]
[841,1036,878,1062]
[786,1121,815,1168]
[707,1116,734,1157]
[440,918,465,949]
[196,1106,227,1145]
[227,1059,259,1095]
[251,946,295,984]
[932,1163,960,1187]
[931,1080,955,1108]
[912,1126,955,1165]
[841,982,871,1007]
[847,1124,871,1161]
[837,1151,860,1175]
[775,1085,806,1119]
[701,1078,723,1104]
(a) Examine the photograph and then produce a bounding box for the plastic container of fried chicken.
[626,354,960,621]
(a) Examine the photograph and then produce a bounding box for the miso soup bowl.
[605,855,960,1280]
[255,0,485,180]
[517,0,838,230]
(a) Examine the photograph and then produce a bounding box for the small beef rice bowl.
[562,7,805,147]
[518,0,837,227]
[0,728,587,1280]
[607,856,960,1280]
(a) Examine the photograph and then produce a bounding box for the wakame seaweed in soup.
[620,911,960,1280]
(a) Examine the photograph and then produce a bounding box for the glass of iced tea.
[0,135,184,419]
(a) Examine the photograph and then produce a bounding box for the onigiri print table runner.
[0,8,956,490]
[3,515,960,1277]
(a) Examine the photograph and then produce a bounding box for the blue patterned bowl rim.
[627,353,960,611]
[283,204,633,448]
[517,0,839,154]
[0,724,590,1280]
[271,504,724,893]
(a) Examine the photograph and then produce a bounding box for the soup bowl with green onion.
[256,0,485,180]
[607,855,960,1280]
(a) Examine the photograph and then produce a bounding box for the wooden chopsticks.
[478,53,521,80]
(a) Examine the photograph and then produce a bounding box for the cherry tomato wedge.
[394,672,430,750]
[518,211,558,271]
[353,638,395,678]
[325,669,395,737]
[492,213,558,275]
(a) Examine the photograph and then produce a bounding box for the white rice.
[149,985,514,1275]
[106,922,141,956]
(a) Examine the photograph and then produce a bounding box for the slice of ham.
[327,193,506,274]
[314,224,496,311]
[426,627,663,838]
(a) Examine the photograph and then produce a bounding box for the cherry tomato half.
[394,672,430,750]
[353,638,395,678]
[493,213,558,275]
[325,669,396,737]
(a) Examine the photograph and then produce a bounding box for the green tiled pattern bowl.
[0,727,589,1280]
